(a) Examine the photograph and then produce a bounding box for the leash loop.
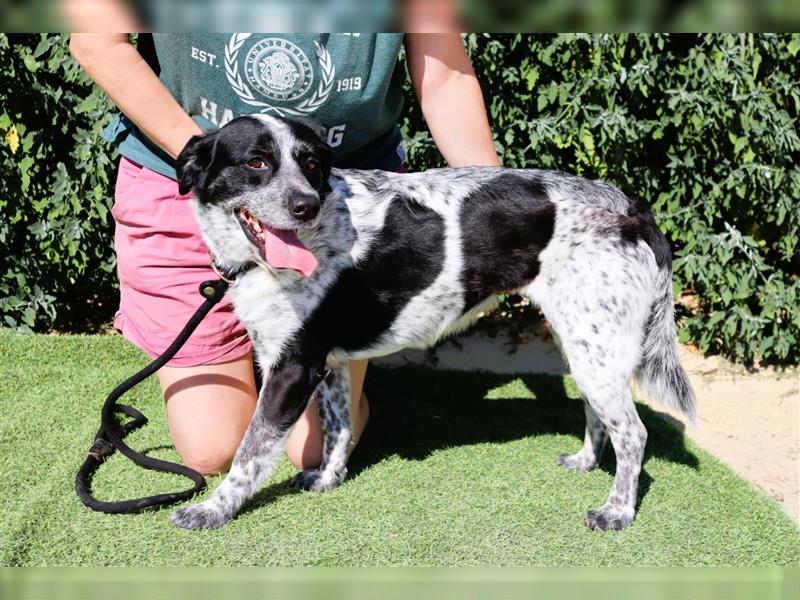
[76,269,242,514]
[199,278,230,301]
[210,260,238,286]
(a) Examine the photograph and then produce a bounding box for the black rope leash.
[76,277,232,513]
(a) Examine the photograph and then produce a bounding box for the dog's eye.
[306,158,319,172]
[246,158,269,170]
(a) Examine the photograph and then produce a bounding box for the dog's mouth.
[235,208,318,277]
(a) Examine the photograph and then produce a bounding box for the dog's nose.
[289,194,320,222]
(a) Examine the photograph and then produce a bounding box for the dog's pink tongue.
[262,227,318,277]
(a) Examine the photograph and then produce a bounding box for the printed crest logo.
[225,34,335,117]
[246,38,313,102]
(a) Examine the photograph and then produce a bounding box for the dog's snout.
[289,194,320,222]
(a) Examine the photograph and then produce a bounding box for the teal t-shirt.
[103,33,406,178]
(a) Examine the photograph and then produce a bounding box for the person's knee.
[283,398,324,471]
[179,445,237,476]
[159,354,259,476]
[284,431,323,471]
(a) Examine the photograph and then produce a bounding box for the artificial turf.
[0,329,797,567]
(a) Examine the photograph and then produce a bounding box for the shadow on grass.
[242,367,698,515]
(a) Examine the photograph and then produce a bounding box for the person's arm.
[69,33,201,159]
[404,33,499,168]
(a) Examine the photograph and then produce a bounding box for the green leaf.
[22,53,39,73]
[32,37,51,59]
[706,312,725,328]
[537,94,548,112]
[22,306,36,326]
[74,96,97,115]
[752,52,762,79]
[525,67,539,91]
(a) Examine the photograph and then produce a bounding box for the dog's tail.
[634,216,697,423]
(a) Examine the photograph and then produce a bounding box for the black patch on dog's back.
[618,196,671,269]
[304,196,445,351]
[460,173,555,309]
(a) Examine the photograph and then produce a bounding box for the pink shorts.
[112,157,252,366]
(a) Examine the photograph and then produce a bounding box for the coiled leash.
[76,268,240,513]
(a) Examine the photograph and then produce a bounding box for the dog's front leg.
[290,362,352,492]
[171,347,327,530]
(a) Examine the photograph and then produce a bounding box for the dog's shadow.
[243,366,698,514]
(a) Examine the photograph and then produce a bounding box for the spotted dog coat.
[170,115,696,531]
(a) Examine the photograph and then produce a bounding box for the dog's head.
[176,115,332,277]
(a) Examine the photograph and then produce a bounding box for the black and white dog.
[170,115,695,532]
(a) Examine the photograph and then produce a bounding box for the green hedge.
[0,34,118,330]
[1,33,798,365]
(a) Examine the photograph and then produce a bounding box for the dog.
[169,114,696,532]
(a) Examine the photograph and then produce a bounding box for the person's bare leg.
[159,353,258,475]
[285,359,370,470]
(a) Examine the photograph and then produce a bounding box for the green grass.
[0,329,797,567]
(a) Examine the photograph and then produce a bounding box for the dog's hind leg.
[546,307,647,530]
[558,400,608,472]
[290,362,352,492]
[529,299,648,530]
[571,379,646,531]
[525,248,654,530]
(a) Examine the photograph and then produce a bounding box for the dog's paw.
[171,501,230,530]
[583,506,635,531]
[557,452,598,472]
[289,467,347,492]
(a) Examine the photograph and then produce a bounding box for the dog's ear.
[290,117,328,145]
[311,134,333,194]
[286,117,333,190]
[176,132,218,196]
[280,117,332,193]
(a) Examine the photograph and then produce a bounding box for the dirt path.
[658,346,799,522]
[374,330,799,522]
